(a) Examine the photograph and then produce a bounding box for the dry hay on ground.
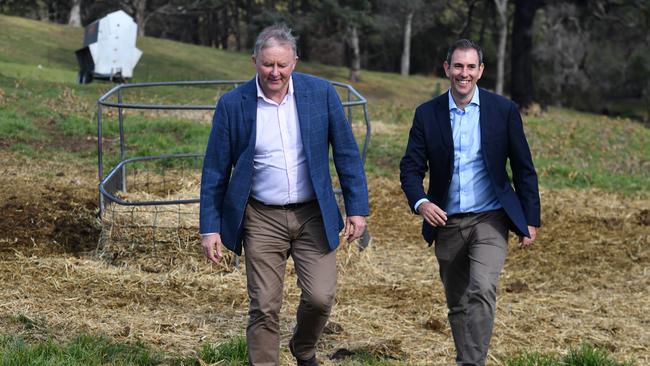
[0,152,648,365]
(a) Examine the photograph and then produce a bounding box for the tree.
[493,0,508,95]
[120,0,177,37]
[510,0,545,109]
[310,0,372,82]
[340,0,372,82]
[533,2,590,108]
[347,24,361,81]
[395,0,425,76]
[401,9,414,76]
[632,0,650,124]
[68,0,82,26]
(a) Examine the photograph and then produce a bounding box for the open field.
[0,14,649,365]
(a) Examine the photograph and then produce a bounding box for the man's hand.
[344,215,366,243]
[201,233,223,264]
[418,201,448,227]
[518,226,537,249]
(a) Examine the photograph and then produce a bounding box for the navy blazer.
[400,89,540,245]
[200,72,369,255]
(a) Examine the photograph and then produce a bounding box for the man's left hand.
[518,226,537,249]
[344,215,366,243]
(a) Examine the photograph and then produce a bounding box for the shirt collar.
[255,75,294,104]
[448,86,480,111]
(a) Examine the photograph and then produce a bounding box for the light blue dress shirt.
[414,88,501,216]
[445,88,501,215]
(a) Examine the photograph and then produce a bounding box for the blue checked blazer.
[400,89,541,245]
[200,72,369,255]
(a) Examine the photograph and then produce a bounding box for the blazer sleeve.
[199,98,233,234]
[507,102,541,228]
[326,83,369,217]
[399,107,429,213]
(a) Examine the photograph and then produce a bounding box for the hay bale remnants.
[0,152,648,365]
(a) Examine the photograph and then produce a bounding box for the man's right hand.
[418,201,448,227]
[201,233,223,264]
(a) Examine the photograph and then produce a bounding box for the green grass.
[192,336,248,365]
[0,334,163,366]
[0,330,634,366]
[0,109,46,142]
[0,13,648,194]
[505,343,633,366]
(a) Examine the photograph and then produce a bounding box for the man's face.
[252,44,297,99]
[443,48,484,102]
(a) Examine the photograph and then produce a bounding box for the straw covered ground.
[0,150,648,365]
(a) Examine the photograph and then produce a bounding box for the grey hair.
[446,39,483,65]
[253,24,298,58]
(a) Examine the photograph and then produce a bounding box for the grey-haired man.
[200,24,369,366]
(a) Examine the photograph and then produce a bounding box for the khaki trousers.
[434,210,509,366]
[243,199,336,366]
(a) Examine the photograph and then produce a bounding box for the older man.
[200,24,369,366]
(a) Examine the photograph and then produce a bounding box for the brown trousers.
[435,210,509,366]
[243,199,336,366]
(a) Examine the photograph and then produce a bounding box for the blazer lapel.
[241,78,258,149]
[293,75,311,157]
[436,91,453,152]
[478,88,492,149]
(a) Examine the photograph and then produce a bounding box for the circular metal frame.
[97,79,372,216]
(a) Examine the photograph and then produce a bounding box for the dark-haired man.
[400,39,540,365]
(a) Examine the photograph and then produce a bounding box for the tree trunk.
[233,0,242,51]
[134,0,147,37]
[494,0,508,95]
[68,0,82,27]
[400,10,414,76]
[244,0,255,52]
[35,0,49,21]
[640,3,650,127]
[510,0,544,109]
[459,0,480,37]
[220,4,230,49]
[348,25,361,82]
[643,78,650,127]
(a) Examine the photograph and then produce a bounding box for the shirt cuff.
[414,198,430,214]
[201,233,218,237]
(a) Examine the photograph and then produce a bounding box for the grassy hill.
[0,14,648,366]
[1,14,648,194]
[0,16,650,194]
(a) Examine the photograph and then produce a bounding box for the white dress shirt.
[250,76,315,205]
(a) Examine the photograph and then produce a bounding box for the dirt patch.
[638,209,650,226]
[0,153,100,258]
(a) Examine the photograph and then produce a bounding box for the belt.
[449,208,504,219]
[449,212,477,219]
[251,198,316,210]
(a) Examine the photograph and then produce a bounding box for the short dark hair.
[253,24,297,58]
[446,39,483,65]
